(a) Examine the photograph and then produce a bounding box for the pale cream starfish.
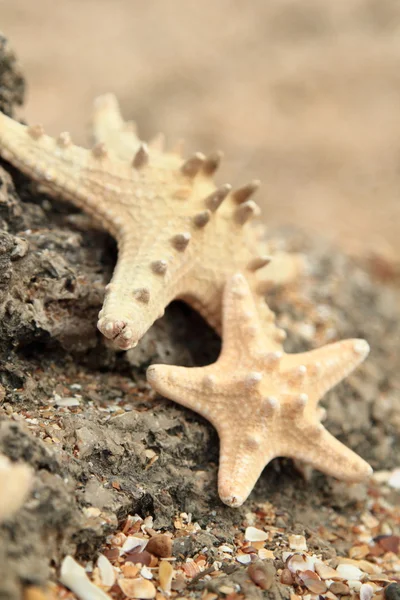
[147,273,372,507]
[0,95,303,349]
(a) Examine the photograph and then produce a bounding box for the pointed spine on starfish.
[204,184,232,212]
[202,150,223,175]
[232,180,260,204]
[151,260,168,275]
[171,233,191,251]
[291,393,309,413]
[234,200,261,225]
[92,142,108,158]
[27,124,45,140]
[193,210,211,228]
[203,374,216,391]
[247,256,272,271]
[244,372,263,388]
[287,365,307,386]
[266,351,284,372]
[263,395,280,409]
[57,132,72,148]
[132,143,149,169]
[180,152,205,177]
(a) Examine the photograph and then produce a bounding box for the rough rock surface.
[0,37,399,600]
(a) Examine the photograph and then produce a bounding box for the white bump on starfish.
[275,329,287,342]
[287,365,307,386]
[147,273,372,507]
[203,374,216,390]
[244,372,263,388]
[264,395,279,409]
[264,351,283,370]
[122,329,133,340]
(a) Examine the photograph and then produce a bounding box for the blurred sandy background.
[1,0,400,255]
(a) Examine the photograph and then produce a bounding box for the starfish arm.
[219,273,283,362]
[97,236,180,349]
[283,423,372,481]
[146,363,220,422]
[281,339,370,403]
[217,430,277,507]
[0,111,133,236]
[90,94,142,160]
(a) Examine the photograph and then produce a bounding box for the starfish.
[0,95,303,350]
[147,273,372,507]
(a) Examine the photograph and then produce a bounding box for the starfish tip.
[93,93,118,110]
[146,365,158,382]
[219,490,246,508]
[352,339,370,358]
[146,364,169,387]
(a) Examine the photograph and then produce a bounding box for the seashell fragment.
[245,526,268,542]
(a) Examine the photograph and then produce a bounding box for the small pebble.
[146,534,172,558]
[248,560,275,590]
[280,568,294,585]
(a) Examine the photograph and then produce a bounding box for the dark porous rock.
[0,34,25,116]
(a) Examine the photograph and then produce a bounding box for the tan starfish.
[0,95,303,349]
[147,273,372,507]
